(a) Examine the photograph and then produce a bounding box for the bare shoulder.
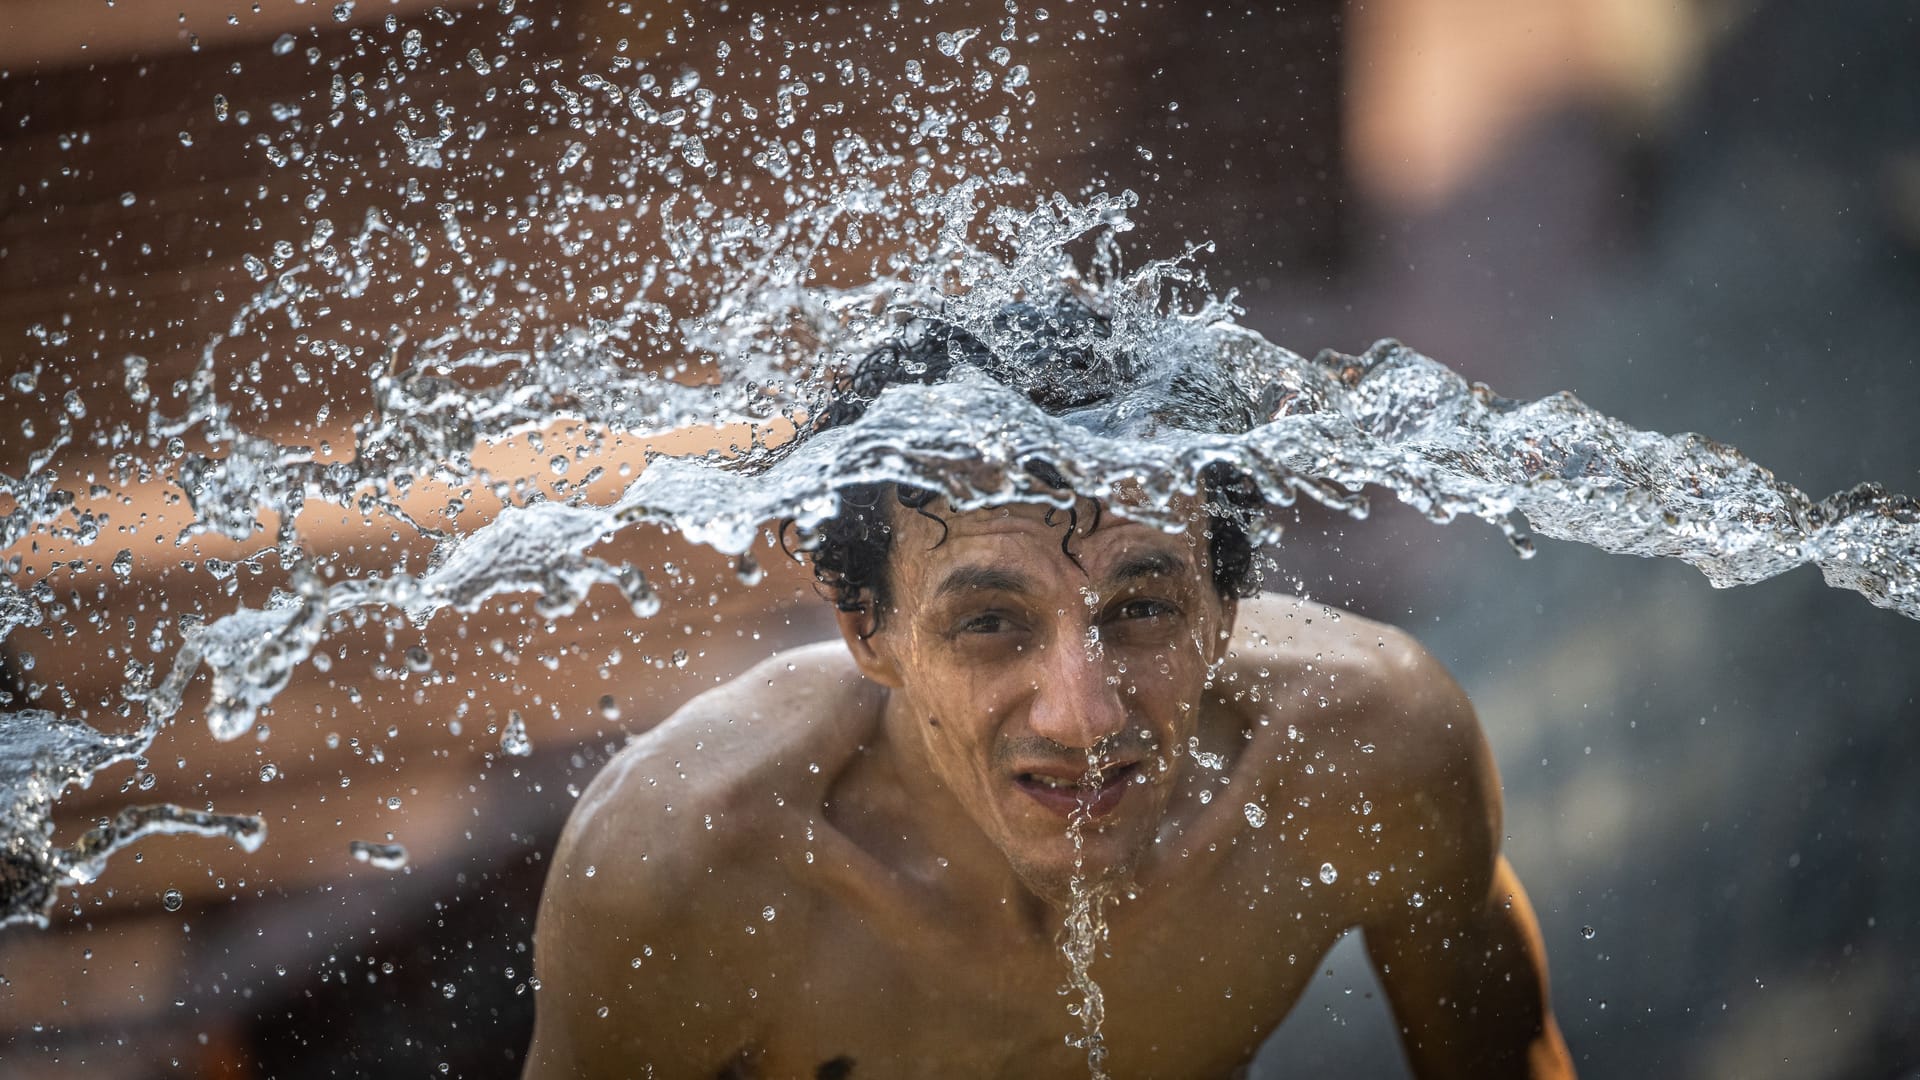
[1229,595,1502,916]
[548,639,880,905]
[1231,593,1485,772]
[526,640,881,1074]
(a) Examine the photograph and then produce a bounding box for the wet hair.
[790,298,1265,625]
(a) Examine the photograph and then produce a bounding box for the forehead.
[887,495,1210,596]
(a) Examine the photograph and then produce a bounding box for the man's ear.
[835,606,904,688]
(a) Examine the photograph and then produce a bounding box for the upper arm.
[1354,635,1574,1078]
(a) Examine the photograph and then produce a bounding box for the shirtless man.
[525,307,1575,1078]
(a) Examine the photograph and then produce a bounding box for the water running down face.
[838,495,1237,903]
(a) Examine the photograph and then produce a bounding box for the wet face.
[840,495,1236,903]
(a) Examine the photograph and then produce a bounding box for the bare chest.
[746,853,1352,1079]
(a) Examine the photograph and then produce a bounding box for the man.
[525,304,1575,1078]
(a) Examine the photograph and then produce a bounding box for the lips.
[1012,760,1141,819]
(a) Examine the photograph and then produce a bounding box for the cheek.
[917,720,1008,803]
[1115,642,1211,722]
[909,681,999,752]
[1128,633,1209,679]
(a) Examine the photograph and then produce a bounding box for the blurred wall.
[1249,1,1920,1076]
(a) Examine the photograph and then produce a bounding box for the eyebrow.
[933,565,1036,599]
[1106,551,1183,585]
[931,551,1187,600]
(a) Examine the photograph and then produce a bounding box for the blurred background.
[2,0,1917,1077]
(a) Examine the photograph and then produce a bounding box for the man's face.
[850,495,1236,902]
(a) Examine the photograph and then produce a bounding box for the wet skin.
[525,501,1575,1078]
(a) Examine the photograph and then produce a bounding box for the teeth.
[1024,766,1131,790]
[1029,774,1078,790]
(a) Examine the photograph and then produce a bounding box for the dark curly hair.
[790,298,1265,627]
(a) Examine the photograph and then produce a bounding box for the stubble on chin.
[1003,822,1155,910]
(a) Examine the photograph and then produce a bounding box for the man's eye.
[958,613,1013,634]
[1115,599,1177,621]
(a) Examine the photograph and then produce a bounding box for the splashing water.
[1,10,1916,1076]
[0,709,263,928]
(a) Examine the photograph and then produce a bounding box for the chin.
[1005,820,1152,906]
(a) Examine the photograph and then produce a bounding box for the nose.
[1025,636,1129,751]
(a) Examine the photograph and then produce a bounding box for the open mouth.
[1013,761,1141,819]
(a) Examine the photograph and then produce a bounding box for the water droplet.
[1581,925,1597,940]
[161,888,184,912]
[110,549,133,582]
[272,32,297,55]
[935,27,979,57]
[1242,802,1266,828]
[331,1,354,22]
[734,553,764,585]
[761,906,776,922]
[597,695,621,721]
[1409,891,1426,908]
[258,763,278,782]
[404,645,432,672]
[619,566,660,618]
[1318,863,1338,885]
[349,839,408,870]
[500,710,533,757]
